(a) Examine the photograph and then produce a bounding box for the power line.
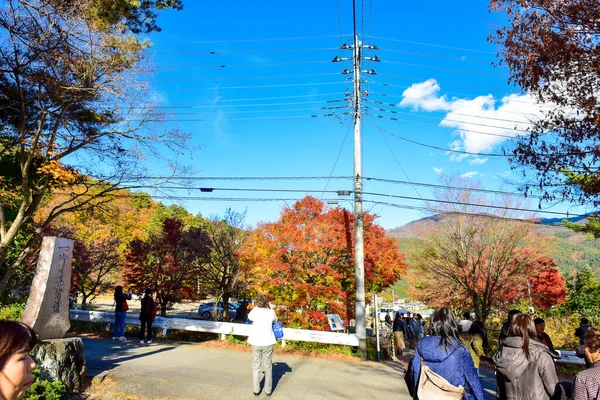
[134,176,354,181]
[63,187,583,218]
[379,48,491,64]
[364,177,542,199]
[139,72,341,83]
[367,90,544,118]
[154,35,350,45]
[147,82,345,90]
[321,123,353,200]
[153,47,338,55]
[155,60,332,69]
[129,92,348,105]
[369,35,497,55]
[365,118,509,156]
[380,60,507,77]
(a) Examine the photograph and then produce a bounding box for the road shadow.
[261,362,292,393]
[81,338,177,375]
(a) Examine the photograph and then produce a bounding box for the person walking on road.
[408,313,422,349]
[393,312,407,357]
[247,294,277,397]
[113,285,132,340]
[459,321,487,375]
[573,328,600,400]
[139,288,156,344]
[408,307,485,400]
[494,313,561,400]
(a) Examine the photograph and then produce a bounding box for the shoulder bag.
[272,321,284,339]
[417,358,464,400]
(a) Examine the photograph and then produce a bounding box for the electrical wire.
[139,72,341,83]
[369,35,497,55]
[147,81,347,91]
[365,118,509,156]
[155,60,332,69]
[153,47,338,55]
[380,60,507,77]
[154,35,349,45]
[321,123,353,200]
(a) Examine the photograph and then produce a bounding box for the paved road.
[82,337,413,400]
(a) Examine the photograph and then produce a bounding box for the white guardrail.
[69,310,360,347]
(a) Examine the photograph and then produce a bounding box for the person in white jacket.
[247,294,277,396]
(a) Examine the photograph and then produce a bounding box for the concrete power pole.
[352,29,366,359]
[331,0,379,359]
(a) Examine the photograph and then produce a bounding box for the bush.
[0,302,25,320]
[23,369,66,400]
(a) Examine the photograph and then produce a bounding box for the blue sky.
[130,1,588,229]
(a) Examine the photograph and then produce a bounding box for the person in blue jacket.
[409,307,485,400]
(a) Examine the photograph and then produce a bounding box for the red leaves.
[123,218,211,315]
[240,196,406,329]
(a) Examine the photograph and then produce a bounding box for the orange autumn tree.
[408,175,565,321]
[239,196,406,329]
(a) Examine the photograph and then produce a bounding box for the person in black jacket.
[534,318,556,353]
[393,312,407,356]
[139,288,156,344]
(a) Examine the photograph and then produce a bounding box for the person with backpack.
[139,288,157,344]
[494,314,561,400]
[247,294,277,397]
[113,285,132,340]
[407,307,485,400]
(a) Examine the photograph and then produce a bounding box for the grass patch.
[556,363,586,380]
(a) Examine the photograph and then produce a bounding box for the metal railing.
[69,310,359,346]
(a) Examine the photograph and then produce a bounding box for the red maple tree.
[123,218,211,316]
[239,196,406,329]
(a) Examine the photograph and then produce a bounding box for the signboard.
[326,314,345,331]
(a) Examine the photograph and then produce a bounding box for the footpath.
[82,337,413,400]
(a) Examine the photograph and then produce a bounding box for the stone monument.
[22,236,74,339]
[21,236,88,393]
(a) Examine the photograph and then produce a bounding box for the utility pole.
[332,0,378,360]
[351,0,366,359]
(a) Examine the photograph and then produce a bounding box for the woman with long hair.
[113,285,132,340]
[247,294,277,397]
[139,288,156,344]
[0,321,37,400]
[408,307,485,400]
[494,313,560,399]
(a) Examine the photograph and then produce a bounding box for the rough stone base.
[31,337,87,393]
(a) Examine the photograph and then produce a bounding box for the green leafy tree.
[0,0,185,297]
[196,209,249,321]
[564,267,600,315]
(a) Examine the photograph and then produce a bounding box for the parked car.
[197,302,239,320]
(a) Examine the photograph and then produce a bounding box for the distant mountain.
[388,212,600,275]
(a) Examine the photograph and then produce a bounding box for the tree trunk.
[160,304,167,317]
[0,244,34,299]
[223,294,230,321]
[81,294,88,310]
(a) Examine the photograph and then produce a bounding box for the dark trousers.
[139,316,153,340]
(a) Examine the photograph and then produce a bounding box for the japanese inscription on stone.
[22,236,74,339]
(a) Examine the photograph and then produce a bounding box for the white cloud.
[459,171,479,179]
[399,79,452,111]
[470,157,488,165]
[398,79,555,159]
[433,167,443,174]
